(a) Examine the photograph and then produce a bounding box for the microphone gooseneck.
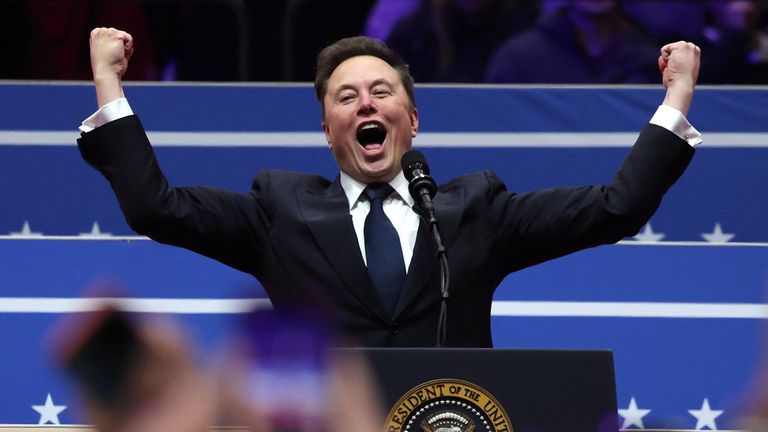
[401,150,450,347]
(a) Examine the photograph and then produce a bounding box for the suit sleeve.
[489,123,695,273]
[77,115,271,275]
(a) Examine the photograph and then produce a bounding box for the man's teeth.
[362,124,379,130]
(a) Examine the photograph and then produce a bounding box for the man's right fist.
[89,27,134,80]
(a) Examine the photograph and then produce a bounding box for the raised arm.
[491,42,701,273]
[78,28,271,276]
[89,27,133,108]
[659,41,701,116]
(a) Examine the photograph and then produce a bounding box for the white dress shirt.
[340,170,419,271]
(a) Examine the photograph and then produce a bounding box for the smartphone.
[238,309,334,431]
[58,307,145,410]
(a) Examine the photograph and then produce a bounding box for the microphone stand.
[416,194,450,348]
[432,217,450,348]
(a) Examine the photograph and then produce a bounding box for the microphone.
[401,150,437,217]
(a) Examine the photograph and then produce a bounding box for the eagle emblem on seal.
[420,411,476,432]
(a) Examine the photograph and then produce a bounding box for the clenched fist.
[89,27,133,108]
[90,27,133,80]
[658,41,701,90]
[658,41,701,115]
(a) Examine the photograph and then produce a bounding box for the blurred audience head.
[54,304,215,432]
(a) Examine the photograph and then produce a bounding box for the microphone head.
[401,149,436,201]
[401,150,430,181]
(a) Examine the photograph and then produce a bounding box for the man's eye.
[373,89,391,97]
[340,94,355,103]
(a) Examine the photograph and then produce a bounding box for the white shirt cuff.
[79,98,134,133]
[649,104,703,147]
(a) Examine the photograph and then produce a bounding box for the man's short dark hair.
[314,36,416,115]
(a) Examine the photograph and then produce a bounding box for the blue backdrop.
[1,82,767,430]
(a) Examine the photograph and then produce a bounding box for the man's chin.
[357,166,398,184]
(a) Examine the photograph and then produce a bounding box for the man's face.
[322,55,419,184]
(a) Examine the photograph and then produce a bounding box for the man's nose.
[357,93,377,115]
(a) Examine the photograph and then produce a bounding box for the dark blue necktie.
[363,183,405,316]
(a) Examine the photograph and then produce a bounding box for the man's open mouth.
[356,121,387,149]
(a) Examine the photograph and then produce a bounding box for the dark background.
[1,0,767,84]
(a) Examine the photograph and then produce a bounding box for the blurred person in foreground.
[56,306,382,431]
[54,307,216,432]
[78,27,701,347]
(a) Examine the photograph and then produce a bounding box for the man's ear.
[322,121,332,150]
[410,107,419,138]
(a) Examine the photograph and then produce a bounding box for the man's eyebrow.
[333,83,357,95]
[370,78,395,88]
[332,78,395,95]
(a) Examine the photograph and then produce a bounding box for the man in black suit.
[79,28,701,347]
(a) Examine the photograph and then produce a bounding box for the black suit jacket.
[78,115,694,347]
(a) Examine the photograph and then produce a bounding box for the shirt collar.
[339,170,415,210]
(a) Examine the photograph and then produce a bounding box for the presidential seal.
[385,378,513,432]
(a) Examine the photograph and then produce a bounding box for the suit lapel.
[297,177,390,322]
[393,186,464,318]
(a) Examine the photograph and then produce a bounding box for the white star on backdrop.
[688,398,723,430]
[701,223,735,243]
[79,221,112,237]
[31,393,66,425]
[633,224,665,242]
[618,397,652,429]
[9,221,43,237]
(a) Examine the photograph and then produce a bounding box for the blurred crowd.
[53,302,385,432]
[1,0,767,84]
